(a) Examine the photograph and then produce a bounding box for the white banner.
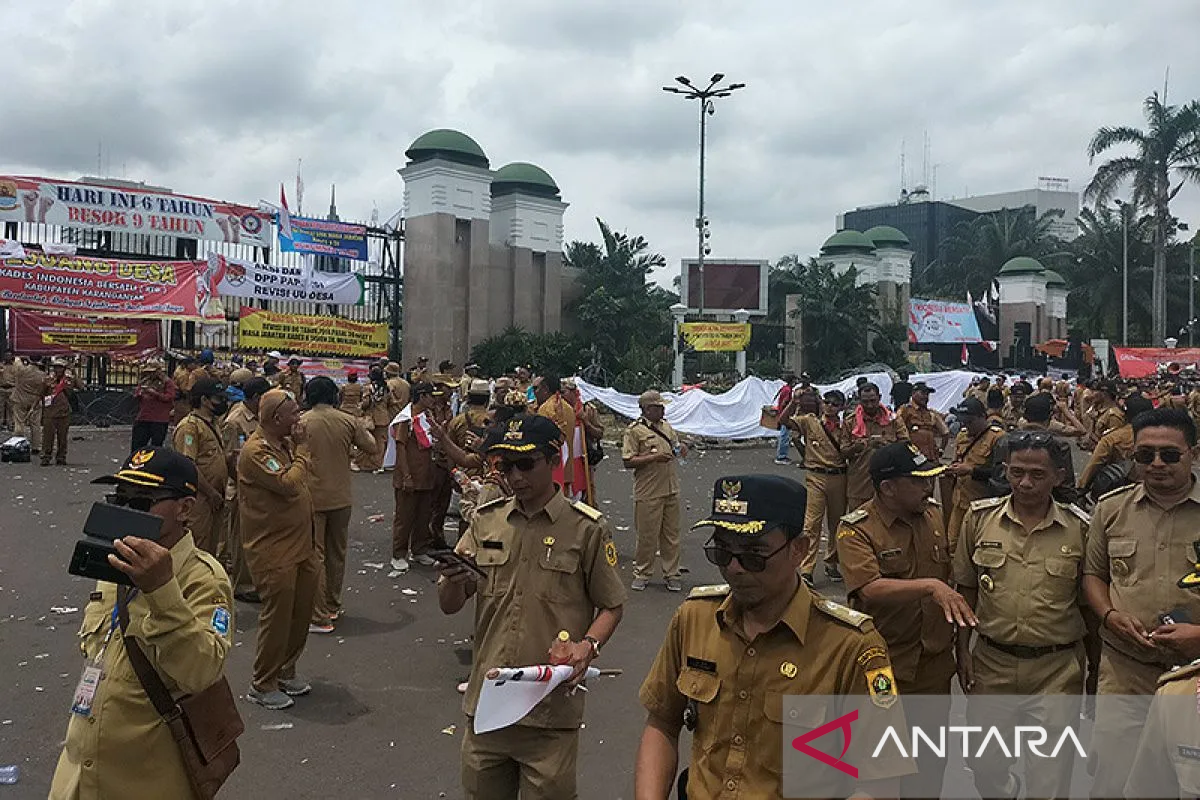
[208,252,363,305]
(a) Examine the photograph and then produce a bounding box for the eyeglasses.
[499,456,544,473]
[109,492,183,512]
[1008,431,1054,449]
[703,537,790,573]
[1133,447,1185,465]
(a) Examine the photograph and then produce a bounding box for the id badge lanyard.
[71,590,137,717]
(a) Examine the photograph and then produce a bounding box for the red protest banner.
[1114,347,1200,378]
[0,251,216,321]
[10,310,161,358]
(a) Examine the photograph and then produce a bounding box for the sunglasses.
[703,538,790,573]
[499,455,544,473]
[1133,447,1185,465]
[109,492,184,512]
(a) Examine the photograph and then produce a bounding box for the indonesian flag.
[278,183,294,241]
[961,343,970,365]
[390,403,435,450]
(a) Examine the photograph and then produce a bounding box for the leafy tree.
[1085,92,1200,342]
[469,327,586,378]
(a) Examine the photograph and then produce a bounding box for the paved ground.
[0,428,836,799]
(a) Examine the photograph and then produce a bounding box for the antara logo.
[871,726,1087,759]
[792,710,859,779]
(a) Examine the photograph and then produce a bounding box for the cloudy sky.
[4,0,1199,287]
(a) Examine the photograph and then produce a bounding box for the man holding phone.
[50,447,234,799]
[438,415,625,800]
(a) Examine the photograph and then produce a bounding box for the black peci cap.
[952,397,986,418]
[487,415,563,454]
[869,442,946,482]
[691,474,807,536]
[92,447,198,497]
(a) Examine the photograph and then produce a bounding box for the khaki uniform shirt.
[639,583,914,799]
[237,431,314,571]
[338,382,366,415]
[173,366,195,395]
[897,404,948,462]
[11,361,45,404]
[386,376,411,418]
[42,372,82,418]
[1125,659,1200,798]
[1094,405,1126,439]
[274,369,303,398]
[841,412,909,501]
[836,499,954,682]
[364,383,393,427]
[789,413,847,471]
[1084,481,1200,666]
[48,534,232,800]
[954,496,1087,646]
[300,405,376,511]
[952,424,1005,507]
[222,402,257,444]
[538,394,578,485]
[1188,390,1200,429]
[622,418,681,500]
[454,493,625,728]
[1079,425,1135,488]
[393,409,434,490]
[173,410,228,491]
[448,407,489,476]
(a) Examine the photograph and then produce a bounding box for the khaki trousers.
[41,414,69,463]
[187,495,225,556]
[1089,645,1164,798]
[393,487,435,559]
[800,471,846,576]
[250,555,318,692]
[633,494,681,580]
[462,721,579,800]
[312,507,352,623]
[0,390,10,428]
[226,494,255,596]
[429,465,453,546]
[13,398,41,450]
[361,425,388,470]
[968,640,1084,799]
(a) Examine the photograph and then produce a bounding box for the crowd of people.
[22,348,1200,798]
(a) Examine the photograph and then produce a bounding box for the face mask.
[210,398,229,416]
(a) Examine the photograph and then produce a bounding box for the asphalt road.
[0,428,835,799]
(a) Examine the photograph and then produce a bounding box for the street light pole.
[1117,199,1130,346]
[1190,239,1197,347]
[663,74,746,319]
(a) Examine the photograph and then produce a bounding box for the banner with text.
[681,322,752,352]
[0,251,215,321]
[0,176,271,247]
[238,307,387,357]
[278,215,369,260]
[209,253,364,305]
[10,310,161,358]
[1113,347,1200,378]
[908,298,983,343]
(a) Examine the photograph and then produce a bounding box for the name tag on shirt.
[686,656,717,673]
[481,541,504,550]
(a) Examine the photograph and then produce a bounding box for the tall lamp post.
[1191,232,1199,347]
[1115,199,1131,346]
[663,74,745,318]
[670,302,688,389]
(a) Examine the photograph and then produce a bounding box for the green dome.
[492,162,561,199]
[820,230,877,255]
[998,256,1046,275]
[1043,269,1067,287]
[864,225,911,248]
[405,129,489,168]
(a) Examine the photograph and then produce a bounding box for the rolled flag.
[961,342,970,365]
[474,665,602,733]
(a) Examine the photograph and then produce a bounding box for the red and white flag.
[961,343,970,365]
[412,411,435,450]
[277,183,293,240]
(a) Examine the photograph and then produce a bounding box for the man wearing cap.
[946,396,1005,552]
[459,363,481,404]
[172,377,230,556]
[837,443,972,799]
[239,389,317,710]
[132,360,177,452]
[49,447,233,800]
[953,431,1090,800]
[276,357,306,399]
[635,474,914,799]
[782,390,847,584]
[840,382,908,533]
[1087,381,1124,443]
[897,381,949,463]
[41,358,82,466]
[408,356,430,384]
[999,380,1032,430]
[438,414,625,799]
[427,381,458,549]
[391,382,439,572]
[623,389,687,592]
[535,374,578,496]
[223,377,272,602]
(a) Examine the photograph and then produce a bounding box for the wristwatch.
[583,635,601,658]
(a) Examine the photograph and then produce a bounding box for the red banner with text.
[10,310,161,358]
[1113,347,1200,378]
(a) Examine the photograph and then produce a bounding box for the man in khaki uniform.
[946,397,1005,552]
[392,383,438,572]
[338,370,366,416]
[385,362,411,416]
[438,415,625,800]
[1083,407,1200,797]
[272,357,304,397]
[1078,392,1152,492]
[623,389,686,592]
[172,377,230,556]
[361,368,393,472]
[0,351,14,429]
[11,356,45,452]
[301,377,377,632]
[222,376,272,602]
[841,381,909,514]
[49,448,233,800]
[1187,382,1200,431]
[955,433,1090,799]
[171,356,196,425]
[786,389,848,583]
[897,381,950,462]
[837,443,967,799]
[1125,657,1200,798]
[535,374,578,494]
[1088,381,1125,443]
[635,474,914,799]
[41,358,82,466]
[239,390,317,710]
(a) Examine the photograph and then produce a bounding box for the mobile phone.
[68,502,165,586]
[428,549,487,580]
[1160,608,1192,626]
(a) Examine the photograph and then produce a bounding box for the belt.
[805,466,847,475]
[981,635,1079,659]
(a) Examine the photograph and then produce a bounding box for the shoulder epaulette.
[1066,503,1091,525]
[1158,659,1200,687]
[928,496,942,507]
[571,500,603,521]
[475,496,512,514]
[840,509,868,525]
[988,423,1005,432]
[686,584,730,600]
[1097,483,1138,503]
[969,496,1006,512]
[191,549,231,595]
[813,597,872,630]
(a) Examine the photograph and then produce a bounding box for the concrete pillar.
[733,308,750,377]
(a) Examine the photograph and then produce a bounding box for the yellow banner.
[238,308,388,358]
[681,322,752,352]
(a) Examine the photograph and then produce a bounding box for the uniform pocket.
[537,547,582,602]
[1044,557,1079,579]
[474,545,512,596]
[676,668,721,753]
[878,549,912,576]
[763,692,828,775]
[971,548,1007,570]
[1107,539,1137,586]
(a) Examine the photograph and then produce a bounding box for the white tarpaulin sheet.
[575,370,985,440]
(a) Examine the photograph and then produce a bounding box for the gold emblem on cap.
[130,449,153,467]
[780,661,798,679]
[715,479,749,516]
[721,480,742,499]
[542,536,555,547]
[979,574,995,592]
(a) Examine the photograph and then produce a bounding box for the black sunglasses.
[1133,447,1185,465]
[499,455,544,473]
[1008,431,1056,451]
[109,492,184,512]
[703,538,790,573]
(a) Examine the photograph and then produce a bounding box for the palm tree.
[1060,206,1155,341]
[784,257,884,378]
[1085,92,1200,343]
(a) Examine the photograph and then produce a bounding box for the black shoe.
[801,573,815,588]
[824,564,843,583]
